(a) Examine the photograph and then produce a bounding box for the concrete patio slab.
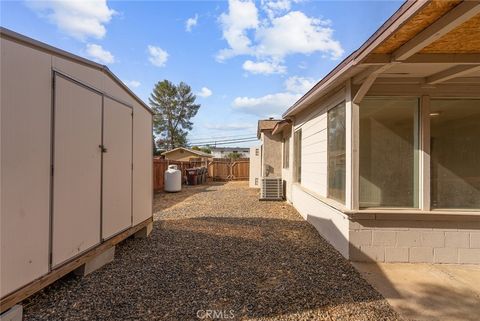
[353,262,480,321]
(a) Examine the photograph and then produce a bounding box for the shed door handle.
[99,145,108,153]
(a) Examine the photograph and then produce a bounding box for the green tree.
[149,80,200,150]
[226,151,241,160]
[192,146,212,154]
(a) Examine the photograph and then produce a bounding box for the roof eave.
[282,0,426,118]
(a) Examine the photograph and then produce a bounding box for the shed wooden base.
[0,217,153,313]
[0,305,22,321]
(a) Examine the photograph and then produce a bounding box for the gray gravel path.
[23,181,400,321]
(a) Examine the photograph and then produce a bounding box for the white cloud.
[197,87,213,98]
[217,1,344,73]
[85,43,114,64]
[185,14,198,32]
[148,45,169,67]
[217,0,259,61]
[232,75,315,117]
[233,92,298,118]
[126,80,141,88]
[26,0,116,41]
[256,11,343,59]
[284,76,315,93]
[262,0,292,19]
[242,60,286,74]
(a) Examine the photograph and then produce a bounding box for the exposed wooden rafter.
[363,53,480,65]
[392,1,480,61]
[426,65,480,84]
[352,64,396,104]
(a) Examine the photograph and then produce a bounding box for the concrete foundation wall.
[350,219,480,264]
[291,184,350,258]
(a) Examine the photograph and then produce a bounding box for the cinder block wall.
[349,219,480,264]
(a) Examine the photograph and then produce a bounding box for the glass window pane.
[294,129,302,183]
[328,102,346,203]
[359,98,419,208]
[431,99,480,209]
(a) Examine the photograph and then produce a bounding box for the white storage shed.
[0,27,153,310]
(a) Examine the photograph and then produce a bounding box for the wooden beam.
[353,64,395,104]
[345,79,359,211]
[420,95,431,211]
[392,1,480,61]
[0,217,153,313]
[363,53,480,65]
[426,65,480,84]
[374,77,425,84]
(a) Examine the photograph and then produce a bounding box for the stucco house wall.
[261,132,282,178]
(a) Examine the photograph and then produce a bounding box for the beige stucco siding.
[0,37,51,297]
[261,132,282,177]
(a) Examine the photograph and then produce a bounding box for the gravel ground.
[23,181,400,321]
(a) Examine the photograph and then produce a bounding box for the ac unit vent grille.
[260,178,283,200]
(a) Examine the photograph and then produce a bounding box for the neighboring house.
[257,119,283,178]
[260,0,480,264]
[248,119,285,198]
[210,147,250,158]
[249,146,261,188]
[162,147,213,162]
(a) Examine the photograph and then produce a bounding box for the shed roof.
[161,147,213,158]
[0,27,153,115]
[283,0,480,117]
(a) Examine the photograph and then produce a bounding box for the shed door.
[102,97,133,239]
[52,75,102,267]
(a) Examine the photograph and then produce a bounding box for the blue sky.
[1,0,402,147]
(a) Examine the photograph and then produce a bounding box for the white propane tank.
[164,165,182,192]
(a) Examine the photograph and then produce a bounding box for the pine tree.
[149,80,200,150]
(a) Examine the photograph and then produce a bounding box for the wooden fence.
[153,158,249,191]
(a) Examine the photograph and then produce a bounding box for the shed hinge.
[51,164,54,176]
[131,163,134,170]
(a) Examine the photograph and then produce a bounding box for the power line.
[187,138,259,147]
[188,133,257,142]
[189,136,257,145]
